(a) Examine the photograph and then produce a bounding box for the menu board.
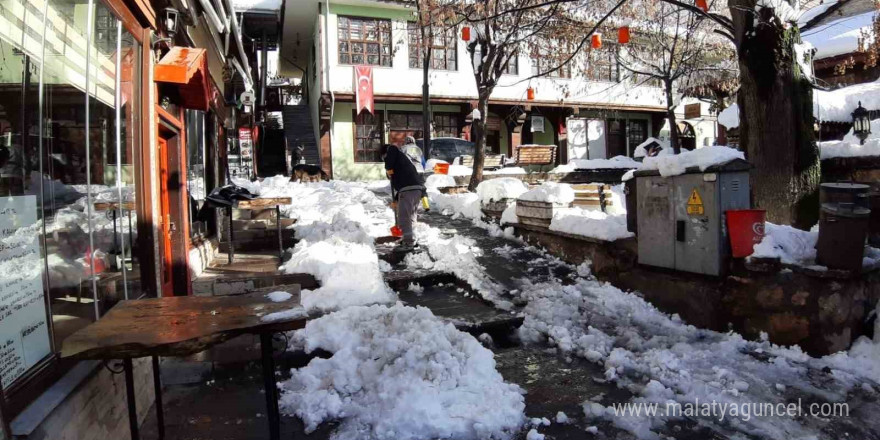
[0,196,51,388]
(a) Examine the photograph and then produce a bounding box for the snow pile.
[639,145,745,177]
[500,204,519,225]
[549,208,633,242]
[552,156,640,173]
[518,182,575,205]
[819,139,880,159]
[718,103,739,129]
[476,178,528,204]
[814,80,880,123]
[280,238,396,312]
[279,304,525,440]
[425,174,457,189]
[802,10,875,60]
[750,223,818,265]
[429,191,483,221]
[819,119,880,159]
[237,177,395,241]
[266,291,293,302]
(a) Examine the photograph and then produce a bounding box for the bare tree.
[430,0,627,190]
[616,1,737,153]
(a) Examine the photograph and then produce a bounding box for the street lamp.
[852,101,871,145]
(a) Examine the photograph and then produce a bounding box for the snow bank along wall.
[507,220,880,356]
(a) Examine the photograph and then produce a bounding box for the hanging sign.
[239,127,253,159]
[0,196,51,388]
[687,188,704,216]
[531,115,545,133]
[240,90,255,107]
[354,65,374,115]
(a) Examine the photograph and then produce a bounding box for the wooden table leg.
[276,205,283,260]
[152,356,165,440]
[123,358,140,440]
[260,333,281,440]
[227,206,235,264]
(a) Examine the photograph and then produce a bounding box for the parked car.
[416,137,475,164]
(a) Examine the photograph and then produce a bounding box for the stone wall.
[21,358,155,440]
[512,222,880,356]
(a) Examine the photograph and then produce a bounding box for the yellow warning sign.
[687,189,704,215]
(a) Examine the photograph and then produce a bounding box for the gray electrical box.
[635,159,750,276]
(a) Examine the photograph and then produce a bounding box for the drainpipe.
[323,0,334,169]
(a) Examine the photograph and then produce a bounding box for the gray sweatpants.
[397,189,421,242]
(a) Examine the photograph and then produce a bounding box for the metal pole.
[260,333,280,440]
[276,205,283,260]
[226,206,235,264]
[260,30,268,108]
[152,356,165,440]
[123,358,139,440]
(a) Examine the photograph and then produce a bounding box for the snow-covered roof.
[798,1,840,28]
[819,118,880,159]
[801,10,875,59]
[232,0,281,12]
[813,79,880,122]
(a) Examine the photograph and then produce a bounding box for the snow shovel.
[390,186,403,237]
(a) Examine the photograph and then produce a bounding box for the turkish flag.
[354,65,374,115]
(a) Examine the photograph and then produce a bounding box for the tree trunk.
[733,4,820,229]
[665,81,681,154]
[468,94,490,191]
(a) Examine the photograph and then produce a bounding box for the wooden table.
[61,291,308,440]
[226,197,292,263]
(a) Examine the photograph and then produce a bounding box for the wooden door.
[158,137,174,297]
[606,119,627,158]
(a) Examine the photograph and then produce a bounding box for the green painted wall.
[532,116,555,145]
[331,102,465,181]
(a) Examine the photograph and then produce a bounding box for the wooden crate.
[571,184,613,212]
[515,200,569,228]
[460,154,505,170]
[482,198,515,218]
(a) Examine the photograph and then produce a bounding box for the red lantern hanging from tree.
[591,33,602,49]
[618,26,630,44]
[696,0,708,12]
[461,26,471,41]
[527,87,535,100]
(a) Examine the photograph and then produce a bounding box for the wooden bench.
[459,154,505,170]
[571,183,614,213]
[514,145,557,170]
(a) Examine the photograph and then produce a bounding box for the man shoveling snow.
[382,143,427,252]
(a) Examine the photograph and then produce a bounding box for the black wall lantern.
[163,7,180,39]
[851,101,871,145]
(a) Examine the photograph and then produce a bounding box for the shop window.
[407,22,457,70]
[337,16,392,66]
[354,111,384,163]
[186,110,207,237]
[433,114,459,138]
[627,120,648,155]
[0,0,144,410]
[474,47,518,75]
[587,43,620,82]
